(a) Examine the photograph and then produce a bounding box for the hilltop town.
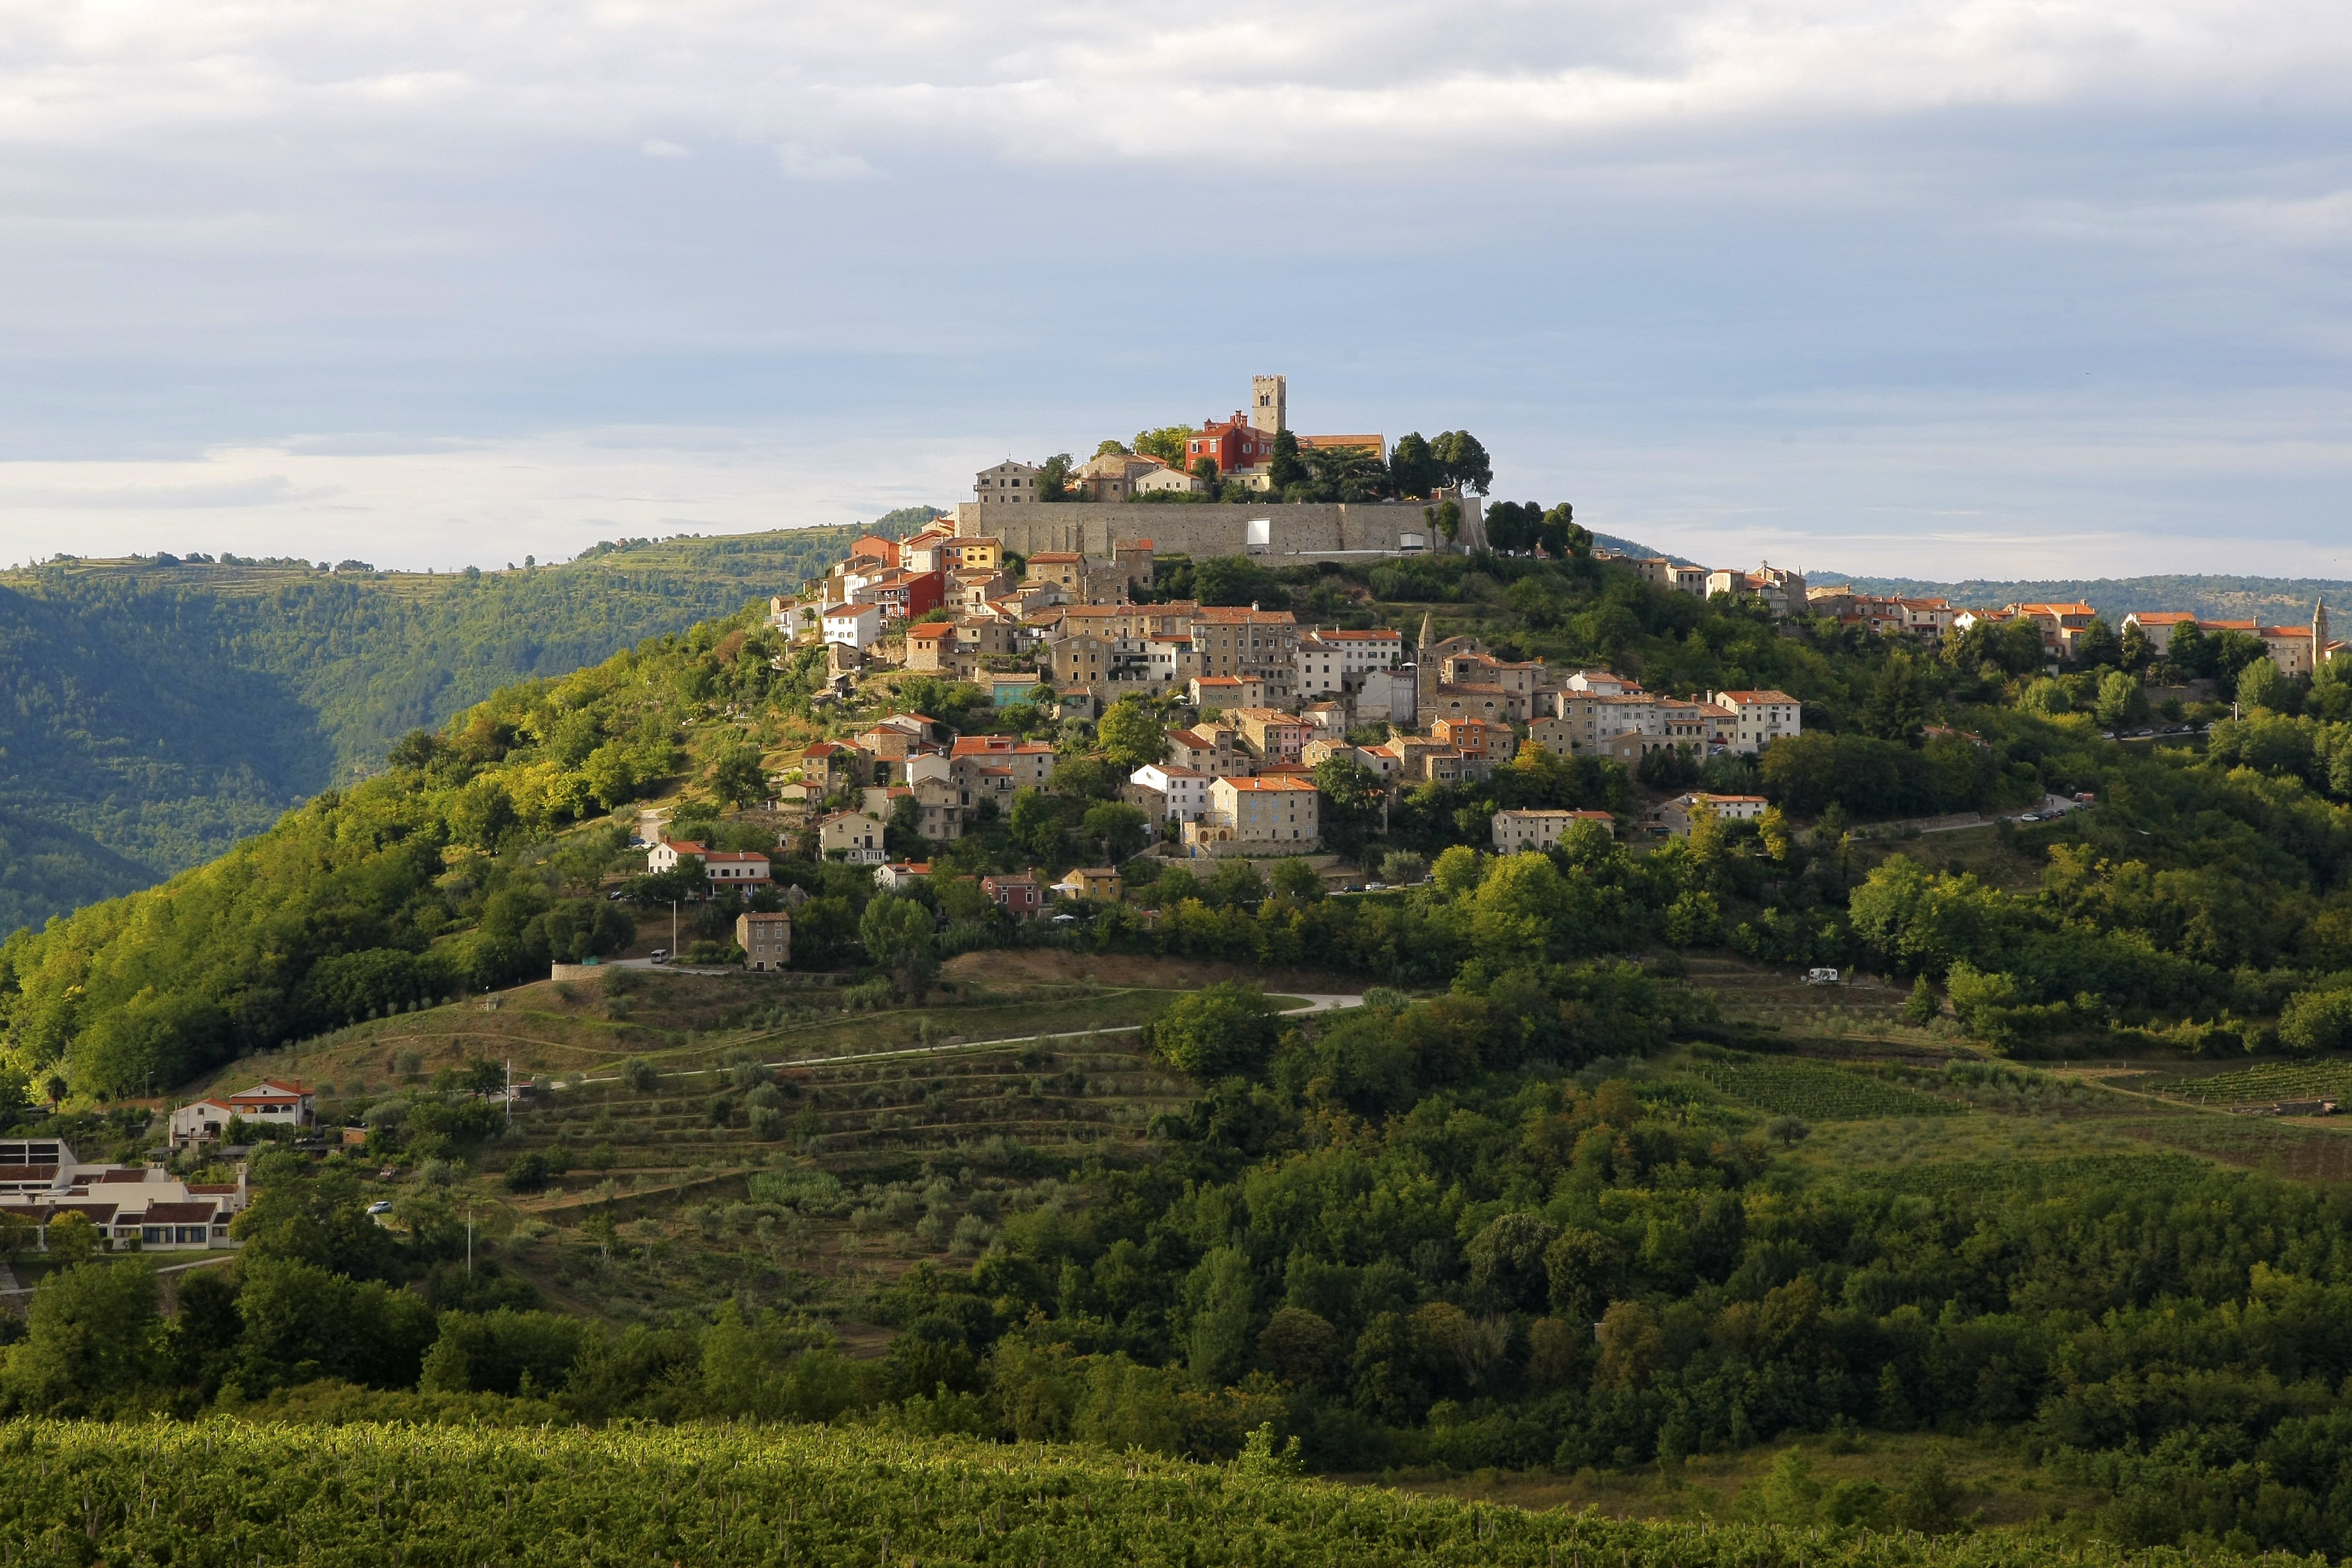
[675,380,2345,950]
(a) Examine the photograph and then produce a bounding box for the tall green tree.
[1267,429,1308,491]
[1388,433,1440,498]
[1131,426,1190,466]
[860,894,936,996]
[1429,431,1493,494]
[0,1259,163,1416]
[1035,453,1075,502]
[1096,698,1168,771]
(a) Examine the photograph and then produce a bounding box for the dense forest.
[0,515,932,931]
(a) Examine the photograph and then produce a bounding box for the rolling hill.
[0,513,935,932]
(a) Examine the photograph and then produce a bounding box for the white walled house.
[1131,763,1211,826]
[1709,690,1802,754]
[821,603,883,651]
[1491,808,1616,853]
[169,1080,316,1148]
[817,811,889,864]
[701,850,771,887]
[648,838,704,874]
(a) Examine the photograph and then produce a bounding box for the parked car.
[1803,967,1841,986]
[366,1200,393,1215]
[650,948,670,964]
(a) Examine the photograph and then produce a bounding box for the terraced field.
[2140,1060,2352,1105]
[1694,1055,1967,1121]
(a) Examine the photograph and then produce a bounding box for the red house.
[982,872,1044,918]
[857,568,944,622]
[1185,414,1276,478]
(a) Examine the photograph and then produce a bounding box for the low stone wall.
[549,963,611,984]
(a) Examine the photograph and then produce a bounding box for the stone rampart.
[952,499,1486,560]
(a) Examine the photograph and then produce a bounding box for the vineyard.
[1693,1056,1966,1122]
[1848,1151,2212,1197]
[0,1420,2300,1568]
[2140,1060,2352,1106]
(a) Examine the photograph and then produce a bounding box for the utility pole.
[671,898,680,958]
[505,1057,512,1128]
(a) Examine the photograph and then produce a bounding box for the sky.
[1,1,2347,580]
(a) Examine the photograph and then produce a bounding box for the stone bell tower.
[1250,374,1287,434]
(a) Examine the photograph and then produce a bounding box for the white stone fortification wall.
[952,500,1486,559]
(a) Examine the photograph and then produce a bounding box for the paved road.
[0,1250,231,1298]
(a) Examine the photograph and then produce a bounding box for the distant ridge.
[1817,572,2350,627]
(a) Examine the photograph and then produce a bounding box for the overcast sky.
[1,1,2347,580]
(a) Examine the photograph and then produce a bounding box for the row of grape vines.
[1693,1058,1965,1122]
[0,1420,2319,1568]
[2144,1061,2352,1105]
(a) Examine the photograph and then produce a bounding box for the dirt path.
[553,992,1362,1088]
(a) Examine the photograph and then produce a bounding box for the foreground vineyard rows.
[0,1422,2318,1568]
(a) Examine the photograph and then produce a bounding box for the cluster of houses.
[2118,601,2339,678]
[0,1138,249,1253]
[1797,588,2342,679]
[0,1083,310,1255]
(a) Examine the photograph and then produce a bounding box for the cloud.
[0,2,2343,170]
[773,142,876,181]
[0,2,2342,576]
[0,472,329,509]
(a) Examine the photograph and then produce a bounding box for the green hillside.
[0,514,934,931]
[7,544,2352,1554]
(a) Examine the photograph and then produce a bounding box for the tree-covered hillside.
[0,514,934,932]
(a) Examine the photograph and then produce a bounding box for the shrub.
[2281,987,2352,1054]
[505,1152,550,1192]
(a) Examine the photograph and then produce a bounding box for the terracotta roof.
[1221,776,1316,791]
[137,1202,218,1224]
[2126,611,2197,625]
[1716,690,1798,705]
